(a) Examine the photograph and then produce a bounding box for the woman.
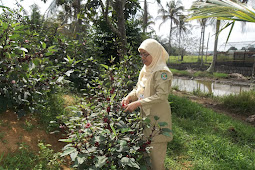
[121,39,173,170]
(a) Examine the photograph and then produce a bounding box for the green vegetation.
[1,1,254,169]
[0,143,63,170]
[169,55,213,64]
[192,88,213,98]
[220,90,255,116]
[170,68,229,79]
[166,94,255,170]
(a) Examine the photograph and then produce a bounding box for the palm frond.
[188,0,255,23]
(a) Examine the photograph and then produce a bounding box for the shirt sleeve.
[140,71,172,110]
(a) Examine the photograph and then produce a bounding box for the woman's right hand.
[121,96,130,108]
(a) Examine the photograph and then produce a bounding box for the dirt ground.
[0,110,66,157]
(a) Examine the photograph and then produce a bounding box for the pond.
[172,77,252,96]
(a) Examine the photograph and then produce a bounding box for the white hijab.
[136,39,171,101]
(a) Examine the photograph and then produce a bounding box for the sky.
[2,0,255,51]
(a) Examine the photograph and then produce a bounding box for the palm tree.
[188,0,254,72]
[176,14,191,61]
[42,0,82,41]
[157,0,184,54]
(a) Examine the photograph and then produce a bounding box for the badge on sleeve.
[161,72,167,80]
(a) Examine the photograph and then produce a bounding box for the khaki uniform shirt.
[127,70,173,143]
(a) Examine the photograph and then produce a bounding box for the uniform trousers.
[149,142,167,170]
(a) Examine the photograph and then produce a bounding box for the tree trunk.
[169,19,173,54]
[207,19,220,72]
[143,0,148,33]
[201,22,205,66]
[114,0,127,57]
[205,32,210,63]
[100,0,127,58]
[76,0,82,43]
[178,27,181,60]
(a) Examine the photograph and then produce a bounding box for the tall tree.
[142,0,161,33]
[42,0,83,41]
[88,0,128,57]
[157,0,184,54]
[176,14,191,61]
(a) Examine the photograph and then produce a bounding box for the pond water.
[172,78,252,96]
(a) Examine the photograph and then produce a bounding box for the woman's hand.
[121,96,131,108]
[123,101,141,112]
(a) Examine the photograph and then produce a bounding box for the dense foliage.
[55,57,172,169]
[0,5,172,169]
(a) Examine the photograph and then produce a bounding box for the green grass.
[166,94,255,170]
[168,55,213,64]
[170,68,229,79]
[0,143,62,169]
[220,90,255,116]
[170,68,193,77]
[34,93,66,132]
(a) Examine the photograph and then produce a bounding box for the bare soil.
[0,110,66,157]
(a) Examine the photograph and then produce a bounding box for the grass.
[170,68,229,79]
[0,143,62,170]
[220,90,255,116]
[168,55,213,64]
[34,93,66,132]
[166,94,255,170]
[192,89,213,98]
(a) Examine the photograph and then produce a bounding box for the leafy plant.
[56,57,172,169]
[34,142,63,170]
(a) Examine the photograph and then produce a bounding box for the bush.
[56,57,172,169]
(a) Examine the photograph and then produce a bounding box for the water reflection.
[172,78,251,96]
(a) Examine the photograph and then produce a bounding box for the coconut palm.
[176,14,191,61]
[188,0,254,72]
[157,0,184,54]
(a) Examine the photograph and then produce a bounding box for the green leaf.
[158,122,168,127]
[2,22,8,29]
[162,132,171,137]
[70,151,79,161]
[77,154,86,164]
[29,62,35,71]
[96,156,107,168]
[61,147,76,157]
[121,128,130,133]
[119,140,127,146]
[120,157,140,169]
[65,70,74,77]
[154,116,160,121]
[41,42,46,49]
[161,128,172,132]
[59,138,73,143]
[100,64,109,70]
[9,34,20,39]
[48,45,56,50]
[143,117,151,124]
[110,124,117,138]
[15,47,28,52]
